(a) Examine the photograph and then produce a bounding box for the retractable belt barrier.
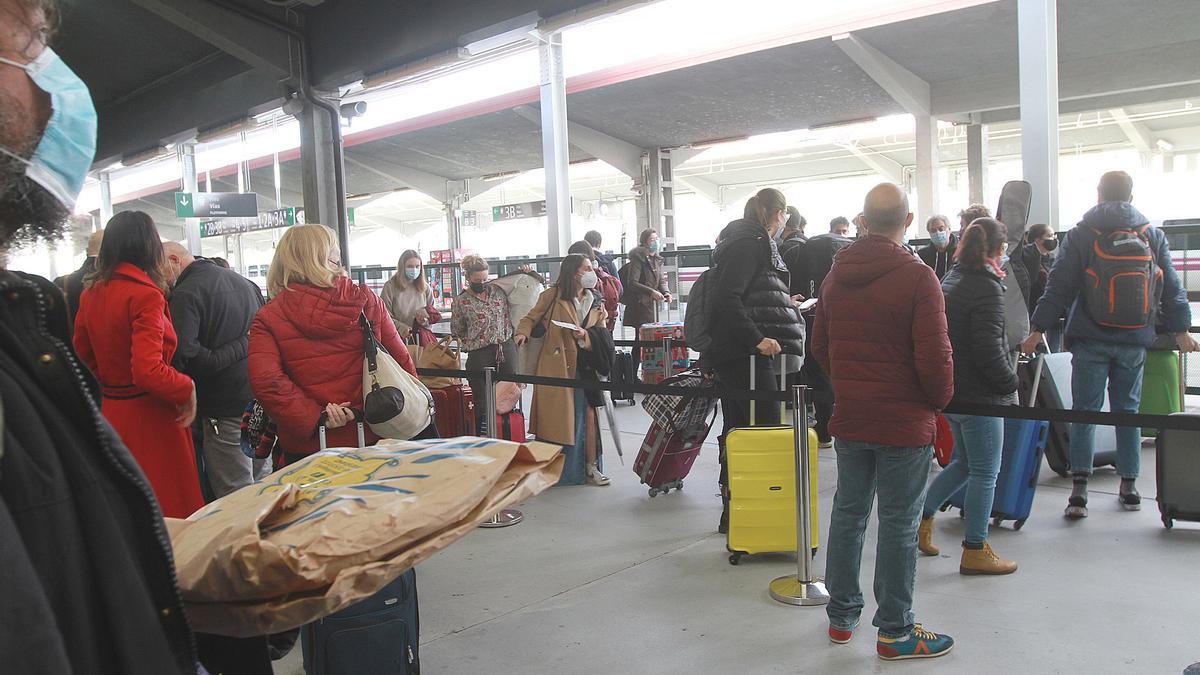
[416,366,1200,432]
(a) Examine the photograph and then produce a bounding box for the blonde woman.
[381,249,441,345]
[248,224,429,460]
[515,253,612,485]
[450,255,517,435]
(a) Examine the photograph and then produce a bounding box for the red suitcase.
[634,421,708,497]
[496,411,527,443]
[431,384,474,438]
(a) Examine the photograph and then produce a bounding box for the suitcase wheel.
[1163,514,1174,529]
[728,552,743,566]
[1014,518,1027,531]
[992,516,1004,528]
[648,487,659,498]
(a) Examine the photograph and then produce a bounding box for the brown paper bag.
[416,336,462,389]
[169,437,562,636]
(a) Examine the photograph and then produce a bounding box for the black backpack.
[795,234,853,298]
[617,262,631,301]
[1082,225,1163,329]
[683,267,715,354]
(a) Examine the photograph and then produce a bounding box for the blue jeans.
[922,414,1004,545]
[826,439,932,638]
[1070,339,1145,479]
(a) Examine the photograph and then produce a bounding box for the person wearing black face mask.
[451,255,517,435]
[1020,223,1058,316]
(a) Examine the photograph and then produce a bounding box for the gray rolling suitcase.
[1155,413,1200,529]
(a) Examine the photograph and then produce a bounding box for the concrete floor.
[276,400,1200,674]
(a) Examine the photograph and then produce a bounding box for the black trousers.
[714,355,780,491]
[465,339,517,435]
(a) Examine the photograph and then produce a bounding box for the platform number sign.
[492,200,548,222]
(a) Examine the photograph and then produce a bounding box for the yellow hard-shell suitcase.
[726,426,819,564]
[726,355,820,565]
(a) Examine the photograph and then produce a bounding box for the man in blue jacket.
[1021,171,1197,518]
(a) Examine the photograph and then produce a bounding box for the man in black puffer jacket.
[708,188,805,532]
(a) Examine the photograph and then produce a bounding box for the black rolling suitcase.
[611,350,637,405]
[301,411,422,674]
[1155,413,1200,529]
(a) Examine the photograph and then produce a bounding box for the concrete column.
[638,151,662,237]
[297,99,340,233]
[966,123,988,206]
[272,112,283,209]
[446,205,462,249]
[1018,0,1060,230]
[179,143,201,254]
[98,171,113,228]
[538,32,572,257]
[914,115,939,226]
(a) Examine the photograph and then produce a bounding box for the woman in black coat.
[918,217,1019,576]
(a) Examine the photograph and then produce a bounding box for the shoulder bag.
[360,313,434,440]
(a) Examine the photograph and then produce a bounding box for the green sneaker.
[876,625,954,661]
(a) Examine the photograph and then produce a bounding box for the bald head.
[162,241,195,285]
[86,230,104,257]
[863,183,912,236]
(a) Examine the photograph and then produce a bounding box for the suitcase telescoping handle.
[749,353,786,426]
[317,408,366,450]
[1024,336,1050,409]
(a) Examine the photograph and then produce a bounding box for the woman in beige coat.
[515,254,609,485]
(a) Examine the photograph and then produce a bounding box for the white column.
[1018,0,1060,230]
[98,171,113,228]
[966,123,988,206]
[179,143,201,254]
[538,31,572,257]
[914,115,939,226]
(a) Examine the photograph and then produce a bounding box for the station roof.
[64,0,1200,238]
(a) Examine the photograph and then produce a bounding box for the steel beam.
[1018,0,1060,231]
[538,32,572,257]
[914,116,939,226]
[833,33,930,116]
[99,172,114,227]
[966,123,988,206]
[513,106,644,180]
[841,142,904,184]
[129,0,292,79]
[343,155,450,202]
[296,99,340,232]
[178,143,201,254]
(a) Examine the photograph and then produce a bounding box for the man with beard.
[0,1,198,672]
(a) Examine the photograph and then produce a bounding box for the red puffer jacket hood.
[249,276,416,455]
[811,235,954,447]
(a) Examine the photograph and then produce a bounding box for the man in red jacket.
[812,183,955,661]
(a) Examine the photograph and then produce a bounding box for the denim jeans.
[826,439,932,638]
[1070,339,1145,478]
[922,414,1004,545]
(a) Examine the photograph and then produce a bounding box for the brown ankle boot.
[918,517,939,556]
[959,541,1017,575]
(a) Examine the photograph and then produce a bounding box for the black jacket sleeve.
[971,283,1019,395]
[169,288,249,375]
[712,238,765,349]
[579,326,614,378]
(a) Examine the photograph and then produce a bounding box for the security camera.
[340,101,368,119]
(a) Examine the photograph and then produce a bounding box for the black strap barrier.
[416,366,1200,431]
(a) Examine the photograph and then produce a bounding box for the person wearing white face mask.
[917,215,957,281]
[381,249,441,346]
[619,227,671,379]
[515,254,612,485]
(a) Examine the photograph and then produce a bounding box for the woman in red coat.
[249,224,428,459]
[74,211,203,518]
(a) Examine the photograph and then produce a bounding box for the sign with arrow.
[175,192,259,218]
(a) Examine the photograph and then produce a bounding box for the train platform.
[274,399,1200,674]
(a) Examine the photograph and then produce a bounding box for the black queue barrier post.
[479,366,523,529]
[768,384,829,607]
[662,336,673,380]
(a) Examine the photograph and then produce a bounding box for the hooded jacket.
[1030,202,1190,347]
[707,218,805,365]
[917,232,958,280]
[249,276,416,455]
[941,264,1018,406]
[812,235,954,447]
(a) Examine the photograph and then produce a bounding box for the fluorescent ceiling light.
[460,12,541,56]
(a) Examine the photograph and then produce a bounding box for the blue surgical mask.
[0,48,97,210]
[404,267,421,281]
[930,231,950,248]
[648,239,661,254]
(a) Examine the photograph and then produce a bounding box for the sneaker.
[828,624,855,644]
[876,625,954,661]
[1119,480,1141,511]
[917,517,939,557]
[818,438,833,449]
[587,465,610,486]
[959,541,1017,575]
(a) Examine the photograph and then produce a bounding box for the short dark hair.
[785,206,805,231]
[89,211,168,291]
[1027,223,1052,242]
[584,230,602,248]
[959,204,991,226]
[638,228,657,247]
[1098,171,1133,203]
[830,216,849,229]
[567,240,595,259]
[957,218,1007,270]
